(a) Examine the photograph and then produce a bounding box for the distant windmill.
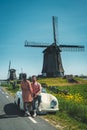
[24,16,84,77]
[7,61,16,80]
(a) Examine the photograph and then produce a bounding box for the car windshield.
[41,87,47,93]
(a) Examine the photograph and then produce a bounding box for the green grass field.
[2,77,87,130]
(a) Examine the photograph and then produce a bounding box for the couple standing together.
[21,74,42,117]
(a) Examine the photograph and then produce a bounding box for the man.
[21,73,33,116]
[31,75,42,117]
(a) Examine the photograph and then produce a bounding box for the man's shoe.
[25,111,31,116]
[38,107,41,112]
[32,111,37,118]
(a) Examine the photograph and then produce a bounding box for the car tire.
[49,111,56,114]
[17,98,20,109]
[14,101,16,104]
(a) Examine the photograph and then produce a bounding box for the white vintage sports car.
[14,88,59,114]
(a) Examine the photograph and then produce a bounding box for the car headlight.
[50,100,57,108]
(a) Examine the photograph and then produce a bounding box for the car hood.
[41,93,57,103]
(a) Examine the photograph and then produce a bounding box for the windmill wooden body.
[42,43,64,77]
[7,61,16,80]
[25,16,84,77]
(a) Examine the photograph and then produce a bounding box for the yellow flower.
[56,93,84,103]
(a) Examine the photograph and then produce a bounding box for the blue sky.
[0,0,87,79]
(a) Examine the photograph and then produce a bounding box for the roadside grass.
[1,83,19,96]
[43,111,87,130]
[1,77,87,130]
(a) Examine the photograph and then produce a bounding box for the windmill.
[24,16,84,77]
[7,61,16,80]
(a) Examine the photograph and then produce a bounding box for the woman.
[21,73,33,116]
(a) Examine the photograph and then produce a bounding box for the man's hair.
[32,75,36,78]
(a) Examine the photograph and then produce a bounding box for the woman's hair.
[22,73,27,79]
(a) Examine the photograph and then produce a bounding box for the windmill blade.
[24,40,49,48]
[52,16,58,45]
[9,60,11,70]
[59,44,85,51]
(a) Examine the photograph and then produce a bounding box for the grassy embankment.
[2,77,87,130]
[38,77,87,130]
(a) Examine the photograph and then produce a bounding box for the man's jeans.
[33,95,41,110]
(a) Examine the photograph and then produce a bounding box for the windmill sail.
[9,60,11,70]
[7,60,11,80]
[52,16,58,45]
[59,44,84,51]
